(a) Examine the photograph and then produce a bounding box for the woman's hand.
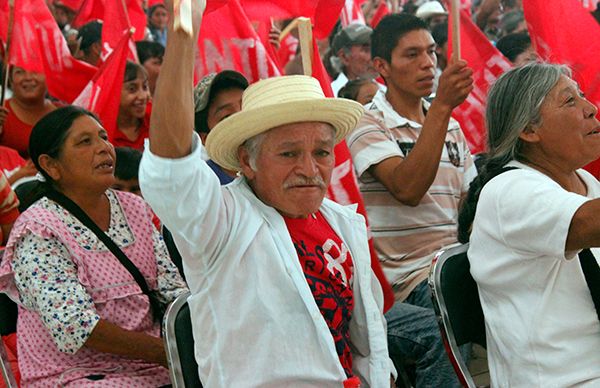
[85,319,168,368]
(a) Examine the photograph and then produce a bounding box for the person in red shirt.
[0,67,59,158]
[113,62,152,150]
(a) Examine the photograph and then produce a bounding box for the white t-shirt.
[469,161,600,387]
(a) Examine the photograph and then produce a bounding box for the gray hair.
[242,132,267,171]
[329,47,352,74]
[485,62,570,165]
[457,62,571,244]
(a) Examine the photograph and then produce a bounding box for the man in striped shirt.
[347,13,476,386]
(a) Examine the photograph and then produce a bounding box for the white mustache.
[283,176,326,189]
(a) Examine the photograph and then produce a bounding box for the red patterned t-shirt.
[284,211,355,377]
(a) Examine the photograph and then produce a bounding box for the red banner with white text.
[73,32,130,139]
[196,0,281,83]
[3,0,97,103]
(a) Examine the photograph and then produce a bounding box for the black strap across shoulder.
[578,249,600,322]
[491,165,600,322]
[44,190,158,316]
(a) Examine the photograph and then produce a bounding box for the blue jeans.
[386,280,461,388]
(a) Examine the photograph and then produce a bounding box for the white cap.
[416,1,448,19]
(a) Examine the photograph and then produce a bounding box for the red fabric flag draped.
[311,38,395,312]
[340,0,366,27]
[73,0,146,42]
[3,0,97,103]
[369,1,390,28]
[523,0,600,177]
[241,0,345,39]
[447,6,512,155]
[73,31,130,139]
[196,0,281,83]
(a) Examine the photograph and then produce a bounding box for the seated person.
[74,20,103,67]
[338,77,379,105]
[140,2,395,385]
[0,106,187,387]
[0,67,59,158]
[112,146,142,196]
[135,41,164,96]
[113,61,152,150]
[459,63,600,386]
[193,70,248,183]
[495,32,538,66]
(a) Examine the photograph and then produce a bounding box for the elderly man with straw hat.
[139,1,395,387]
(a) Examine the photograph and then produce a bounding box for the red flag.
[524,0,600,177]
[447,7,512,155]
[73,31,130,140]
[311,37,395,312]
[580,0,597,11]
[73,0,146,42]
[196,0,281,83]
[340,0,366,27]
[5,0,97,103]
[369,1,390,28]
[241,0,345,39]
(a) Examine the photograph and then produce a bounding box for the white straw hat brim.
[205,98,364,171]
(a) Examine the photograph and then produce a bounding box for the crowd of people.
[0,0,598,387]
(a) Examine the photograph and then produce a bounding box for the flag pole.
[1,0,15,107]
[450,0,461,60]
[297,17,313,77]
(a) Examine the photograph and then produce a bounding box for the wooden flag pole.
[450,0,461,60]
[1,0,15,107]
[297,17,313,77]
[275,16,313,76]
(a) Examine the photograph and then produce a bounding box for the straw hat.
[205,75,364,171]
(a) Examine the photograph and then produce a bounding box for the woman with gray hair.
[458,62,600,386]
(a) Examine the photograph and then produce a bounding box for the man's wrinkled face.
[239,122,336,218]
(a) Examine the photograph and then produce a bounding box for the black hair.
[77,20,102,55]
[114,147,142,181]
[431,22,448,47]
[338,78,375,101]
[371,13,429,63]
[24,106,101,208]
[135,41,164,65]
[124,61,147,83]
[495,32,531,63]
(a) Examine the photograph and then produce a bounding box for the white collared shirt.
[139,134,394,387]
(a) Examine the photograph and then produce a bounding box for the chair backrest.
[0,335,17,388]
[162,291,202,388]
[0,294,17,337]
[429,243,486,388]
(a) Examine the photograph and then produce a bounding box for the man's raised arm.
[149,0,206,158]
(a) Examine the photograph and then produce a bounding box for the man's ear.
[37,155,61,182]
[237,146,255,180]
[518,124,541,144]
[372,56,389,79]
